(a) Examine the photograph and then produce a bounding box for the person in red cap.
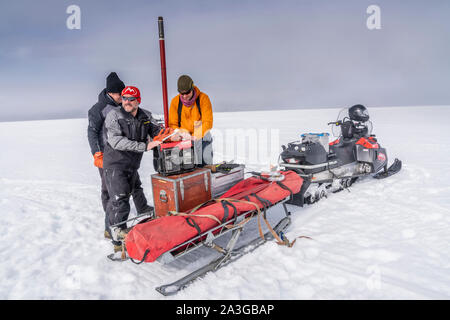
[103,85,162,252]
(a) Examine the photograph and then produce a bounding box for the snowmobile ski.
[373,158,402,179]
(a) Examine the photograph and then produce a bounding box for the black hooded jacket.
[87,89,120,155]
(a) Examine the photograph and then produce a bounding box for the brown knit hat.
[177,75,194,94]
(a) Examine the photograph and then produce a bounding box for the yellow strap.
[169,210,223,225]
[227,195,310,247]
[285,236,313,248]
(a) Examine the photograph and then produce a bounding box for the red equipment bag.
[125,170,303,263]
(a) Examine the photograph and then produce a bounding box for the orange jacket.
[168,86,213,138]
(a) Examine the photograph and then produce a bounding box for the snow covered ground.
[0,106,449,299]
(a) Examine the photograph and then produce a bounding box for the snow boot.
[113,243,127,253]
[104,230,112,239]
[108,242,128,262]
[112,227,130,241]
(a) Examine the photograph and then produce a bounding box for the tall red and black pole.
[158,16,169,127]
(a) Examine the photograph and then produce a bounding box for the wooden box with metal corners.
[151,168,212,217]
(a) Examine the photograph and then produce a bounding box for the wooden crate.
[151,168,212,217]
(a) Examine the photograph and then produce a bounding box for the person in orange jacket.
[168,75,213,166]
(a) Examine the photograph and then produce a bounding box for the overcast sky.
[1,0,449,121]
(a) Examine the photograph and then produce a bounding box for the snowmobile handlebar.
[328,121,342,126]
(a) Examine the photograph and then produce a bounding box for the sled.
[154,197,293,296]
[117,170,303,295]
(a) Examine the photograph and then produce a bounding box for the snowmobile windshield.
[331,108,350,137]
[331,107,373,138]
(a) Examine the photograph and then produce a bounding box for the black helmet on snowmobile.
[349,104,370,122]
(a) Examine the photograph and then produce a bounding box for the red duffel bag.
[125,170,303,263]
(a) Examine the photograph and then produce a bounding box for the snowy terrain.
[0,106,449,300]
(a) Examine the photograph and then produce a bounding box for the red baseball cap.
[121,86,141,103]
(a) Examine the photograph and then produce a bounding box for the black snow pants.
[100,168,151,232]
[98,168,110,231]
[104,169,151,235]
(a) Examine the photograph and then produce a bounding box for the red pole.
[158,16,169,127]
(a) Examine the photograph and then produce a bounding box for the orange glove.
[93,152,103,168]
[154,127,175,142]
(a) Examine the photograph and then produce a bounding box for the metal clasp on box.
[204,172,209,192]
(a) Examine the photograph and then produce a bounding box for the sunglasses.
[122,96,138,101]
[179,89,192,95]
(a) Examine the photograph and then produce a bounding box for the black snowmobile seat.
[328,137,358,165]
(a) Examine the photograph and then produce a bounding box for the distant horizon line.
[1,104,448,123]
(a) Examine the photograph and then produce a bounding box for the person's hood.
[98,88,120,106]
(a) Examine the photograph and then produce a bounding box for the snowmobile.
[279,104,402,206]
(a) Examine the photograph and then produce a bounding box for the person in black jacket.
[103,86,162,250]
[87,73,153,239]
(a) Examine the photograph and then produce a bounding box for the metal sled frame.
[155,197,292,296]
